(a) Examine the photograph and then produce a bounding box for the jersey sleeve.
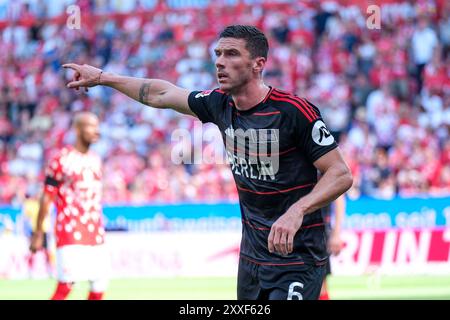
[43,151,64,196]
[188,89,228,124]
[295,99,338,163]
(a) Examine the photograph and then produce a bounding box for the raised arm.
[62,63,195,116]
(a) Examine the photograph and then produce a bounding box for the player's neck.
[231,81,270,111]
[74,141,90,154]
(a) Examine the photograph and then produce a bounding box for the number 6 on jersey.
[287,282,304,300]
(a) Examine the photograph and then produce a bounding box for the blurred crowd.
[0,0,449,206]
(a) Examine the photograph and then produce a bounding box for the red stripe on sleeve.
[271,90,318,120]
[269,95,314,122]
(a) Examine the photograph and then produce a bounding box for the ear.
[253,57,266,74]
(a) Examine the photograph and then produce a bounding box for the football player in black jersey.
[63,25,352,300]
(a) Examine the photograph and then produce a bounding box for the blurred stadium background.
[0,0,449,299]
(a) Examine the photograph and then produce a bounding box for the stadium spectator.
[411,15,439,93]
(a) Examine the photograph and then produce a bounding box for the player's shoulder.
[190,88,231,115]
[267,88,321,123]
[60,145,73,156]
[47,146,68,161]
[88,150,102,163]
[45,147,66,174]
[48,146,77,169]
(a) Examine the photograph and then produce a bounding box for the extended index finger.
[62,63,81,72]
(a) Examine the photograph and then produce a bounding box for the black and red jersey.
[188,87,338,265]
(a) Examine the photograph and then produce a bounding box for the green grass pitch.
[1,276,450,300]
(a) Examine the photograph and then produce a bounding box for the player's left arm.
[268,148,352,255]
[296,148,352,216]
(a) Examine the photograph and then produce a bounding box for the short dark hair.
[219,25,269,59]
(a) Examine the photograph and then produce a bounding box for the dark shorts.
[237,256,327,300]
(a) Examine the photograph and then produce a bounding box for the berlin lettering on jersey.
[224,126,280,181]
[171,121,281,181]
